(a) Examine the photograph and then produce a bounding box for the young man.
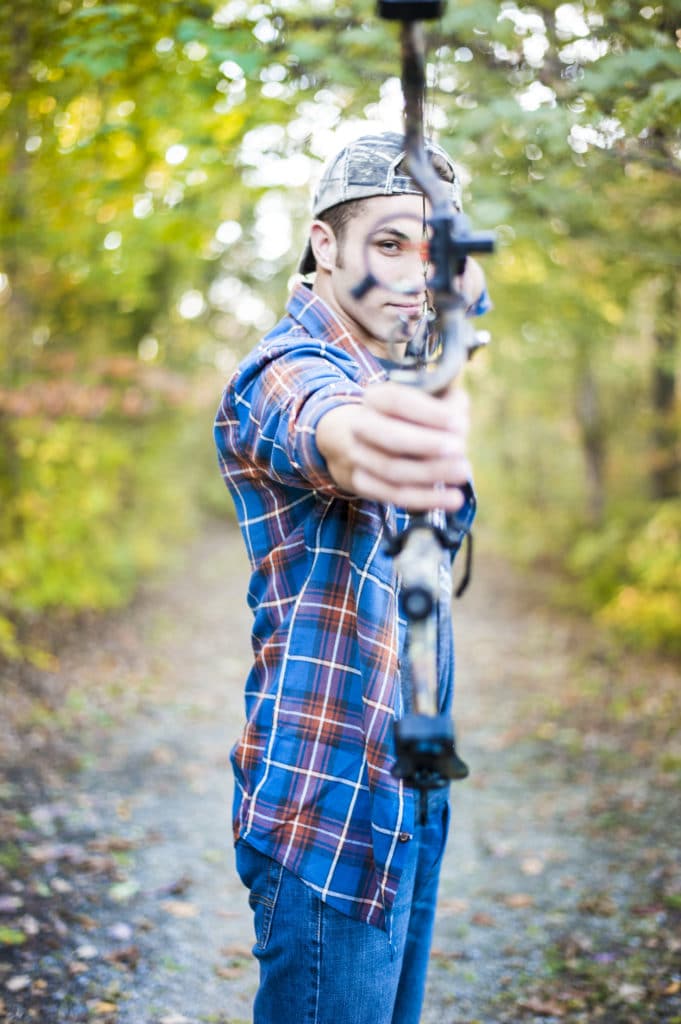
[214,131,488,1024]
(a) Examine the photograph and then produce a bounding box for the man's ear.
[309,220,337,272]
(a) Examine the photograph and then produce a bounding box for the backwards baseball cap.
[298,130,463,276]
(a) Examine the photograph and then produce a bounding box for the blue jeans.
[235,788,450,1024]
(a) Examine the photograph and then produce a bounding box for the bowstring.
[422,17,444,363]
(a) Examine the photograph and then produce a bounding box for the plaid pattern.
[214,282,475,930]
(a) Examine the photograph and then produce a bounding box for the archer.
[214,127,489,1023]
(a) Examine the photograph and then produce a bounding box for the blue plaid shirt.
[214,282,476,930]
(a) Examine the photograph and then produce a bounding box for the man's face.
[313,194,430,358]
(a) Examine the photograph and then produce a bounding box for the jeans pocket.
[235,841,284,951]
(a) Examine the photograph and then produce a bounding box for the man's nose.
[390,245,427,296]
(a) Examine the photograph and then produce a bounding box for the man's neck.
[311,274,406,361]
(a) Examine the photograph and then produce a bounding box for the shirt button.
[398,832,412,843]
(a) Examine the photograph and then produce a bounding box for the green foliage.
[437,0,681,657]
[0,412,200,610]
[568,501,681,655]
[589,499,679,651]
[0,0,678,660]
[0,398,208,661]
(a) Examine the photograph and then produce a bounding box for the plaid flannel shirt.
[214,282,476,930]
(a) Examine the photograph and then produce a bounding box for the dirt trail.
[1,524,679,1024]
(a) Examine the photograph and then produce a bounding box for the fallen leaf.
[91,1001,119,1014]
[160,899,199,919]
[0,896,23,913]
[88,836,137,853]
[215,964,246,979]
[0,927,27,946]
[438,898,469,915]
[152,745,174,764]
[6,975,31,992]
[73,913,98,931]
[75,943,98,960]
[18,915,40,937]
[664,980,681,995]
[115,800,132,821]
[203,848,225,864]
[51,877,74,894]
[108,922,134,942]
[220,944,252,959]
[28,841,82,864]
[51,914,68,938]
[631,902,666,917]
[108,880,141,903]
[156,874,192,897]
[518,996,565,1017]
[617,982,645,1004]
[578,892,617,917]
[105,945,140,970]
[503,893,535,909]
[430,948,466,962]
[521,857,545,876]
[471,911,496,927]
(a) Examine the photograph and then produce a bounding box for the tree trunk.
[575,361,607,527]
[650,273,680,500]
[2,0,33,385]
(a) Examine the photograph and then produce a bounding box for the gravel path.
[1,523,679,1024]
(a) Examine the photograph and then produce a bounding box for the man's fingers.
[353,407,465,458]
[364,381,469,433]
[351,438,471,488]
[352,469,467,512]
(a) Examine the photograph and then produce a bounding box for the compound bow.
[360,0,495,818]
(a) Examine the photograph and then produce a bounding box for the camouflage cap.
[298,130,463,275]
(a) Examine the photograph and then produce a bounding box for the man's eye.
[375,239,401,254]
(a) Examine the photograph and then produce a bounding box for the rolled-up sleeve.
[216,350,363,498]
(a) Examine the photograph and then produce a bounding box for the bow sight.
[372,0,495,816]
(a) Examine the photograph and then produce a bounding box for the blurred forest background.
[1,0,679,666]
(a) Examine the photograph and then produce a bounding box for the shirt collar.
[286,281,385,384]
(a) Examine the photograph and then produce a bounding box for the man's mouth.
[389,303,423,318]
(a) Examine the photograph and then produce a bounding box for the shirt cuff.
[291,388,362,497]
